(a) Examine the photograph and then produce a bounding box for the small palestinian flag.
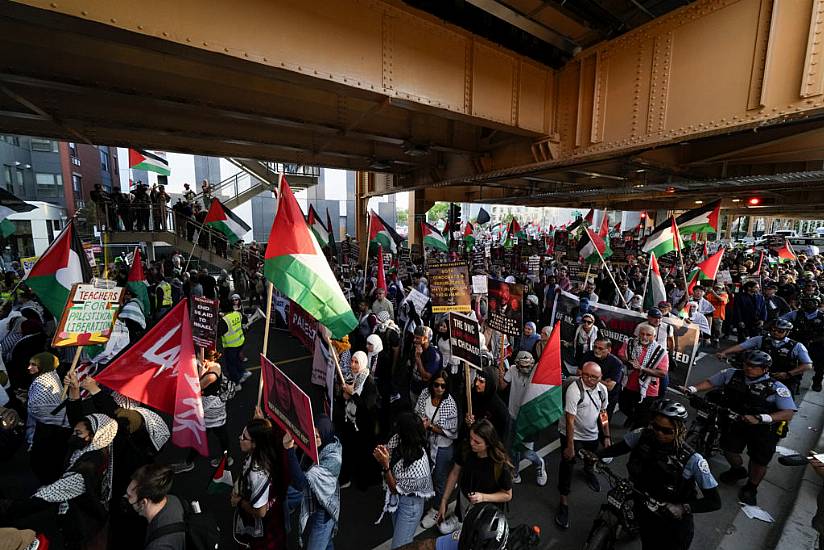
[326,209,338,257]
[369,211,403,254]
[204,198,251,244]
[307,205,329,248]
[128,149,170,176]
[421,221,448,251]
[464,222,475,252]
[642,215,683,258]
[127,246,151,315]
[776,242,797,263]
[643,253,667,311]
[687,247,724,295]
[207,452,233,494]
[579,227,611,265]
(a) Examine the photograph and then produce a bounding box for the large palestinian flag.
[264,176,357,338]
[676,200,721,235]
[307,205,330,248]
[642,216,683,258]
[204,199,251,244]
[368,211,403,254]
[513,321,563,449]
[23,219,93,318]
[686,247,724,294]
[643,253,667,311]
[128,148,170,176]
[0,187,35,221]
[421,221,448,251]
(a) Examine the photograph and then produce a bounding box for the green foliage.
[427,202,449,222]
[396,209,408,225]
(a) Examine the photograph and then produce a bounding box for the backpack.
[145,498,220,550]
[561,376,606,409]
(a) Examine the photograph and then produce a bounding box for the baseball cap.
[647,308,663,318]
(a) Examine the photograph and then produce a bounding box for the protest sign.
[449,312,482,369]
[717,270,733,284]
[403,287,430,316]
[528,255,541,279]
[289,300,318,353]
[551,290,699,389]
[190,296,219,349]
[310,330,336,415]
[261,355,318,463]
[53,283,124,347]
[428,261,471,313]
[271,288,290,330]
[471,274,488,295]
[20,256,38,275]
[487,278,524,336]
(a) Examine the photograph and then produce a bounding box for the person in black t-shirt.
[578,337,623,419]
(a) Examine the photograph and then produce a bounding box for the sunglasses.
[432,382,447,389]
[583,320,593,324]
[650,423,674,435]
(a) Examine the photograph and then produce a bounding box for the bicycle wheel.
[583,524,614,550]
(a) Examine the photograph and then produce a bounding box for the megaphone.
[243,307,265,330]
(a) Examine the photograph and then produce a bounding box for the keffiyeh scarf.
[627,338,666,401]
[375,434,434,524]
[414,391,459,462]
[344,371,368,432]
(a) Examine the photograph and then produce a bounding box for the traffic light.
[449,203,462,232]
[748,197,761,206]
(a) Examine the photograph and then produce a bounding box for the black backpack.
[145,498,220,550]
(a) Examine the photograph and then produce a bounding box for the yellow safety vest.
[159,281,172,307]
[0,290,11,303]
[221,311,245,348]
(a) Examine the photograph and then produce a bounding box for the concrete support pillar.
[407,189,434,245]
[764,217,774,234]
[745,216,754,237]
[355,172,369,262]
[724,213,734,240]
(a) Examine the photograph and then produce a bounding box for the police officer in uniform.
[716,319,812,395]
[782,296,824,391]
[592,400,721,550]
[218,305,248,383]
[687,350,796,505]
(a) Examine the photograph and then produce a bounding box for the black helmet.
[744,350,772,369]
[459,504,509,550]
[773,319,793,331]
[651,399,688,421]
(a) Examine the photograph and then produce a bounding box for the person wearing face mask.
[781,296,824,391]
[26,351,70,484]
[686,350,796,505]
[126,463,185,550]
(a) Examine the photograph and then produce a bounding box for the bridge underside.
[4,0,824,216]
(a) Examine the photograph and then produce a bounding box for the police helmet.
[744,350,773,370]
[459,504,509,550]
[773,319,793,332]
[650,399,688,421]
[515,351,534,368]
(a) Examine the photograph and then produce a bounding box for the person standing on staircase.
[133,182,150,231]
[151,185,170,231]
[219,306,249,383]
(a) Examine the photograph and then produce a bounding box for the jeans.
[391,495,425,549]
[305,508,336,550]
[512,442,542,471]
[433,445,455,505]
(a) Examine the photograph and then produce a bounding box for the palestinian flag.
[369,211,403,254]
[566,216,584,234]
[597,211,610,238]
[776,242,797,263]
[23,219,93,318]
[264,176,357,338]
[643,252,667,311]
[127,246,151,315]
[0,187,35,221]
[326,209,338,257]
[687,247,724,295]
[421,221,448,251]
[579,227,612,265]
[503,217,522,248]
[204,198,251,244]
[207,452,233,494]
[675,200,721,235]
[376,244,387,291]
[584,209,594,225]
[613,222,621,233]
[306,205,329,248]
[642,215,683,258]
[513,321,563,449]
[128,148,170,176]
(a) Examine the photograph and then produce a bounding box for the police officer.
[218,304,247,383]
[782,296,824,391]
[716,319,812,395]
[592,400,721,550]
[686,350,796,505]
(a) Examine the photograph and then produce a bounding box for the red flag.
[95,299,208,455]
[463,222,474,238]
[776,243,797,263]
[375,244,387,291]
[598,211,609,238]
[613,222,621,233]
[702,241,709,259]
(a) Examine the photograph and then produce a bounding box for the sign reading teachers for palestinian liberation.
[53,283,124,347]
[428,261,471,313]
[190,296,219,349]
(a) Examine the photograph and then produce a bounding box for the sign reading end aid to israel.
[53,283,124,347]
[448,312,481,370]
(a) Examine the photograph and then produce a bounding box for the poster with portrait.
[261,354,318,463]
[486,278,524,336]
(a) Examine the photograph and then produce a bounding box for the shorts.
[720,424,779,466]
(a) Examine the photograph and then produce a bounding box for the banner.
[487,278,524,336]
[428,261,471,313]
[53,283,124,347]
[261,355,318,463]
[190,296,219,349]
[552,290,699,389]
[289,300,318,353]
[448,312,482,369]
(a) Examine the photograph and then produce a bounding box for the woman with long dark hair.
[373,412,434,549]
[437,419,513,534]
[232,418,286,549]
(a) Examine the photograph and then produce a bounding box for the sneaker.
[814,382,822,392]
[420,509,439,529]
[389,393,402,403]
[554,505,570,529]
[438,516,461,535]
[171,461,195,474]
[239,371,252,383]
[512,471,522,484]
[536,458,548,487]
[210,456,234,468]
[339,481,352,489]
[738,484,758,506]
[719,466,748,484]
[585,472,601,493]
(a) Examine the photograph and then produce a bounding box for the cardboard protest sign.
[310,329,336,415]
[270,288,290,330]
[289,300,318,353]
[21,256,38,275]
[190,296,219,349]
[449,312,482,369]
[487,278,524,336]
[471,275,488,295]
[53,283,124,347]
[551,290,699,389]
[428,261,471,313]
[261,354,318,463]
[403,287,430,316]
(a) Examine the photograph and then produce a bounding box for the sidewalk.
[718,384,824,550]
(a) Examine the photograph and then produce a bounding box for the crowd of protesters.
[0,218,822,549]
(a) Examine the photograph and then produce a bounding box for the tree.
[396,209,408,225]
[427,202,449,223]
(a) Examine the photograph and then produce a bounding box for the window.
[35,173,61,186]
[0,135,20,146]
[3,166,12,192]
[68,142,78,157]
[30,138,58,152]
[72,174,82,193]
[35,172,63,199]
[100,150,110,172]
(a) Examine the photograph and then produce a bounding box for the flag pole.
[60,346,84,400]
[183,225,203,274]
[588,228,629,309]
[326,336,348,386]
[641,253,652,301]
[362,212,371,297]
[463,361,472,418]
[671,216,691,292]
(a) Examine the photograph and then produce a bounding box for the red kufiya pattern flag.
[95,299,208,455]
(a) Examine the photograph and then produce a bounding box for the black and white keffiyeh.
[627,338,666,401]
[375,434,434,524]
[414,390,458,462]
[344,368,368,432]
[112,392,170,451]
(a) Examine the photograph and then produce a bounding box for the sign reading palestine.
[261,354,318,463]
[53,283,124,347]
[289,300,318,353]
[190,296,219,349]
[487,278,524,336]
[427,261,471,313]
[448,312,482,369]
